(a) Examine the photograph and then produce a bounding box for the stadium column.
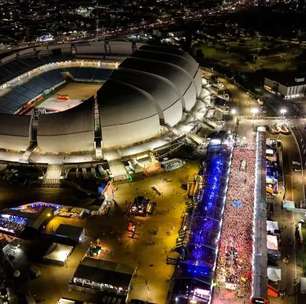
[94,94,103,159]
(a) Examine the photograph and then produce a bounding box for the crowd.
[0,215,27,234]
[214,147,256,303]
[14,202,61,214]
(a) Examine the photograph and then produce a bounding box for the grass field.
[200,37,305,74]
[37,82,102,112]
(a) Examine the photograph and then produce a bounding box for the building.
[264,75,306,100]
[0,43,202,160]
[43,243,74,265]
[54,224,85,245]
[70,257,134,298]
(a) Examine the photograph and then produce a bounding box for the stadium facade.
[0,41,202,162]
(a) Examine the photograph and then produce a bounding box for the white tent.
[267,267,281,282]
[300,277,306,294]
[108,160,127,180]
[267,221,279,234]
[267,235,278,251]
[283,200,295,210]
[43,243,74,265]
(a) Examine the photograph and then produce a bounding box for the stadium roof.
[97,44,200,131]
[0,114,30,137]
[134,45,199,76]
[98,79,158,127]
[37,98,94,137]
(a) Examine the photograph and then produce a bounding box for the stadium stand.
[0,67,112,114]
[63,67,113,82]
[0,54,73,84]
[0,70,65,113]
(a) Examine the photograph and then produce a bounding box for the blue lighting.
[180,144,231,284]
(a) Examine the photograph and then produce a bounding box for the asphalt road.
[270,134,301,304]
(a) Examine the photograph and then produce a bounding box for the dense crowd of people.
[214,147,256,303]
[0,215,27,234]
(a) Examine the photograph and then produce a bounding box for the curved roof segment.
[98,79,158,127]
[0,114,30,151]
[119,57,193,97]
[108,68,183,124]
[97,45,201,132]
[96,45,201,149]
[37,98,95,153]
[134,47,198,77]
[0,114,30,137]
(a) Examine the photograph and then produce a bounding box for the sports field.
[37,82,102,112]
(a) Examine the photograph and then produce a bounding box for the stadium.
[0,41,202,167]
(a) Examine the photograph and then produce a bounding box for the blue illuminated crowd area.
[171,144,231,304]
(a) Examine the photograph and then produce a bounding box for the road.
[206,67,304,304]
[267,133,302,304]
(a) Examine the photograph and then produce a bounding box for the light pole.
[230,108,239,137]
[250,107,259,130]
[230,108,237,116]
[280,107,287,124]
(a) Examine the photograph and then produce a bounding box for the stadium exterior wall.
[194,69,202,95]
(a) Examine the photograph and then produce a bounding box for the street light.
[280,107,287,116]
[250,107,259,130]
[250,107,259,116]
[230,108,237,116]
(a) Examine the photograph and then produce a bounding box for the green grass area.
[201,46,229,60]
[227,37,267,52]
[197,37,306,93]
[200,38,305,74]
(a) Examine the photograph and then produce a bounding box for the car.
[57,298,76,304]
[128,221,136,232]
[0,288,8,300]
[89,245,102,257]
[29,266,41,279]
[279,124,290,134]
[269,125,279,134]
